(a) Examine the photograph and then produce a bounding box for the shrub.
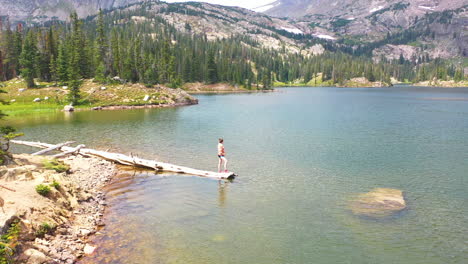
[35,184,51,196]
[43,159,70,173]
[0,220,20,264]
[36,223,54,238]
[51,180,60,190]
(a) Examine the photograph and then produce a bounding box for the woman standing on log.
[218,138,228,173]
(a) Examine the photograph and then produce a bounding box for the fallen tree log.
[53,144,85,158]
[31,141,75,156]
[11,140,236,180]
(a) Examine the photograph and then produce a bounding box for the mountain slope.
[0,0,142,22]
[0,0,466,60]
[262,0,466,18]
[260,0,467,59]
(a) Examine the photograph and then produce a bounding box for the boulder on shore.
[64,105,75,112]
[20,248,50,264]
[349,188,406,218]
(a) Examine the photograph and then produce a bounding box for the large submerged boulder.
[349,188,406,218]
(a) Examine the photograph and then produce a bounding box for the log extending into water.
[31,141,75,156]
[53,144,85,158]
[12,140,236,180]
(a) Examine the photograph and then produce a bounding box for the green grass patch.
[407,41,422,47]
[51,180,61,190]
[43,159,70,173]
[35,223,55,238]
[0,102,62,117]
[35,184,51,196]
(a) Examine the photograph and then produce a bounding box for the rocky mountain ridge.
[0,0,466,61]
[0,0,143,22]
[260,0,467,60]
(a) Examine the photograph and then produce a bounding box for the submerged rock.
[84,244,96,255]
[349,188,406,218]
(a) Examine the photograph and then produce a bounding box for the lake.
[10,86,468,264]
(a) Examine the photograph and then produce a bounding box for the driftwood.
[32,141,75,156]
[12,140,236,180]
[0,185,15,192]
[52,144,85,158]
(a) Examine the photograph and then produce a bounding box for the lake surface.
[10,87,468,264]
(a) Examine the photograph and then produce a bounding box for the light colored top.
[218,143,225,156]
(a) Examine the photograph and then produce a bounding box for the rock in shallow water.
[349,188,406,218]
[84,244,96,255]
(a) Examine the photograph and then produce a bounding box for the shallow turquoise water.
[11,87,468,264]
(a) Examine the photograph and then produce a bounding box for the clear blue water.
[11,87,468,264]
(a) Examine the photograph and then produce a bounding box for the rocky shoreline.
[0,154,117,263]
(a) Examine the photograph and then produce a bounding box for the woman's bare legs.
[221,157,228,172]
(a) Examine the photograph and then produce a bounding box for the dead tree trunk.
[12,140,236,180]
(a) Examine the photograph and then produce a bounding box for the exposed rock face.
[262,0,466,19]
[0,0,141,22]
[260,0,467,58]
[341,77,389,87]
[349,188,406,218]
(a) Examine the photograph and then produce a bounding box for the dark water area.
[10,86,468,264]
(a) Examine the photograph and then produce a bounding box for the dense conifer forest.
[0,5,465,104]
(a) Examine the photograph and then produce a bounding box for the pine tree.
[454,67,463,82]
[96,9,107,62]
[49,54,57,84]
[67,13,83,104]
[0,83,23,164]
[19,30,39,88]
[94,61,106,83]
[206,51,218,84]
[110,29,121,77]
[56,41,69,83]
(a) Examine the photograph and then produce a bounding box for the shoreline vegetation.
[0,153,117,263]
[0,78,275,117]
[1,76,466,117]
[0,78,199,116]
[274,73,468,88]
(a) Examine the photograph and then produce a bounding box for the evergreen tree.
[0,82,23,164]
[206,51,218,84]
[56,41,69,83]
[67,13,83,104]
[19,30,38,88]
